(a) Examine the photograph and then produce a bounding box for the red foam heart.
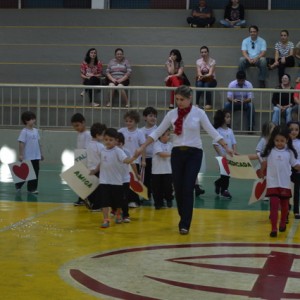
[13,163,29,180]
[255,179,266,199]
[129,172,143,193]
[221,157,230,175]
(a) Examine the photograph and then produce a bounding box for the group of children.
[15,107,300,236]
[70,107,175,227]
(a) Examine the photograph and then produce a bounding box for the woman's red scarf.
[174,105,192,135]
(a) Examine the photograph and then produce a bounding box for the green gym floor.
[2,164,300,300]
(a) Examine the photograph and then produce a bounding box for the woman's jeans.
[171,147,202,230]
[272,106,292,125]
[195,79,217,106]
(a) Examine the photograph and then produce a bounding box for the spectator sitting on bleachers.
[267,30,295,84]
[80,48,103,107]
[220,0,246,28]
[106,48,132,108]
[239,25,267,88]
[224,70,255,132]
[295,41,300,67]
[186,0,215,28]
[165,49,185,109]
[195,46,217,110]
[291,77,300,121]
[271,74,294,125]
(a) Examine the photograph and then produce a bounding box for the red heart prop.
[129,172,143,193]
[255,179,266,199]
[13,163,29,180]
[221,157,230,175]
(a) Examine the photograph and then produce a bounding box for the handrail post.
[186,0,190,10]
[268,0,271,10]
[36,87,41,129]
[18,0,21,9]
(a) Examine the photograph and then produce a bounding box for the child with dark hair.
[119,110,146,207]
[15,111,43,194]
[152,129,174,209]
[287,121,300,219]
[91,128,136,228]
[213,109,237,199]
[86,122,107,211]
[71,112,92,206]
[254,125,300,237]
[140,107,158,201]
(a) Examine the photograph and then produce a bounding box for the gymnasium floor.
[1,164,300,300]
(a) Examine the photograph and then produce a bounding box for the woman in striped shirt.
[268,30,295,83]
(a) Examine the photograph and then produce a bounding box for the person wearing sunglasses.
[239,25,267,88]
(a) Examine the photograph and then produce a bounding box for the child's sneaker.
[166,200,173,208]
[115,217,123,224]
[110,210,116,217]
[123,217,131,223]
[74,199,85,206]
[221,190,232,199]
[128,202,138,208]
[214,181,220,195]
[28,190,39,194]
[101,220,110,228]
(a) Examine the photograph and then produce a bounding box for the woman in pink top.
[80,48,103,107]
[195,46,217,110]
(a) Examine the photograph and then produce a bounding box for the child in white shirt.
[140,107,158,200]
[15,111,43,194]
[71,113,92,206]
[152,129,173,209]
[119,110,146,207]
[86,122,106,211]
[92,128,136,228]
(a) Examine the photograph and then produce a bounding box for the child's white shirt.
[152,140,172,174]
[118,127,146,164]
[18,128,41,160]
[77,130,92,149]
[99,146,128,185]
[264,147,299,189]
[213,127,236,156]
[140,125,157,158]
[86,140,104,170]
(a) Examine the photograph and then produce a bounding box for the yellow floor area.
[1,201,300,299]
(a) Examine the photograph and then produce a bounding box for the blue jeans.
[239,57,267,81]
[219,19,246,28]
[195,79,217,106]
[171,147,202,231]
[272,106,292,125]
[224,101,255,130]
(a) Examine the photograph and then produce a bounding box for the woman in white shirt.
[136,85,232,235]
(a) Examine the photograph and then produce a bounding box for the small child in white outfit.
[151,129,174,209]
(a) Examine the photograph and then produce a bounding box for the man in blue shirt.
[224,71,255,132]
[186,0,215,28]
[239,25,267,88]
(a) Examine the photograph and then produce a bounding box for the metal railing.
[3,0,299,10]
[1,84,298,134]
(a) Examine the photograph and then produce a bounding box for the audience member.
[186,0,215,28]
[271,74,294,125]
[80,48,103,107]
[224,70,255,132]
[195,46,217,109]
[165,49,185,109]
[220,0,246,28]
[268,30,295,83]
[239,25,267,88]
[295,41,300,66]
[292,78,300,121]
[106,48,132,107]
